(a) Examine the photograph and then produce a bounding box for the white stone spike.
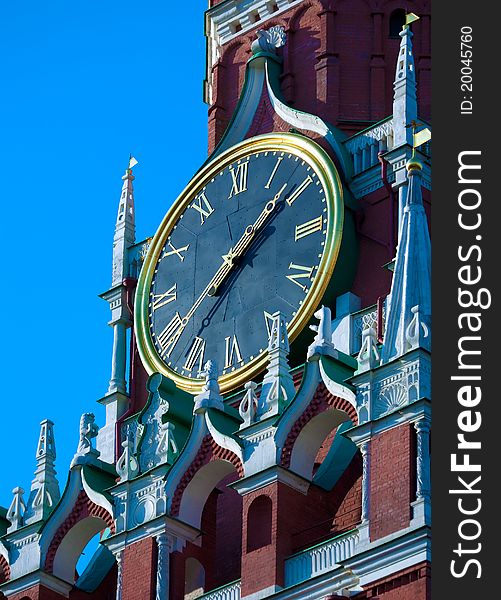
[23,419,61,525]
[258,311,296,418]
[381,161,431,363]
[193,360,224,414]
[112,160,136,287]
[7,487,26,532]
[392,22,417,149]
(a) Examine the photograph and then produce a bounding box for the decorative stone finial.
[405,305,430,351]
[137,373,172,472]
[239,381,258,429]
[71,413,100,468]
[24,419,61,525]
[251,25,286,56]
[193,360,224,414]
[307,305,337,360]
[116,436,140,482]
[258,312,296,418]
[356,326,380,372]
[7,487,26,533]
[158,422,179,465]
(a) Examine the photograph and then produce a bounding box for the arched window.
[246,495,273,552]
[185,557,205,600]
[389,9,406,38]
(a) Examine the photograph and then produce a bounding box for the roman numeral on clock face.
[183,336,206,372]
[286,175,313,206]
[161,241,190,262]
[156,312,183,358]
[224,334,243,369]
[191,191,214,224]
[152,283,177,310]
[228,162,249,198]
[295,216,323,241]
[286,263,315,292]
[264,156,283,189]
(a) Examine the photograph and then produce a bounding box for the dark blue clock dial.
[147,148,329,381]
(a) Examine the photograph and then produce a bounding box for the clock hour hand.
[163,184,287,354]
[207,183,287,296]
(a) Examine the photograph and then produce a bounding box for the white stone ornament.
[137,373,172,472]
[307,305,336,360]
[24,419,61,525]
[116,437,140,482]
[7,487,26,532]
[251,25,286,55]
[356,326,380,372]
[193,360,224,414]
[258,311,295,418]
[239,381,258,428]
[405,304,430,351]
[71,413,100,467]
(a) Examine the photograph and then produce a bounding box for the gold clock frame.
[135,132,344,394]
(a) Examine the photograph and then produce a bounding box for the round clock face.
[135,134,344,393]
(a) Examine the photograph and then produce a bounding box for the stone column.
[415,419,431,500]
[360,442,371,522]
[411,418,431,526]
[156,533,173,600]
[115,551,123,600]
[108,321,127,394]
[358,441,371,546]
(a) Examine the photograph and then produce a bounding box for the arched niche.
[178,459,238,530]
[51,515,109,583]
[289,408,352,480]
[246,495,273,552]
[184,557,205,600]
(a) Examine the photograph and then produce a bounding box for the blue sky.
[0,1,208,509]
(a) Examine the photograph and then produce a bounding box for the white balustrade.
[284,530,359,587]
[200,580,241,600]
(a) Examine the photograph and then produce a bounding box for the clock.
[135,133,344,394]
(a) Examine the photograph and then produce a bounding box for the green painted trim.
[343,116,393,142]
[199,579,241,598]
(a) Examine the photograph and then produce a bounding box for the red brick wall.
[170,474,243,599]
[121,537,157,600]
[208,0,431,152]
[8,586,65,600]
[354,562,431,599]
[370,424,414,541]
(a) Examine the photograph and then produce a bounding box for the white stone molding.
[203,580,241,600]
[318,360,357,413]
[155,533,174,600]
[193,360,224,414]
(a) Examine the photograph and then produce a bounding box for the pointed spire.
[258,311,296,418]
[7,487,26,532]
[381,161,431,362]
[392,18,418,148]
[112,156,137,287]
[24,420,60,525]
